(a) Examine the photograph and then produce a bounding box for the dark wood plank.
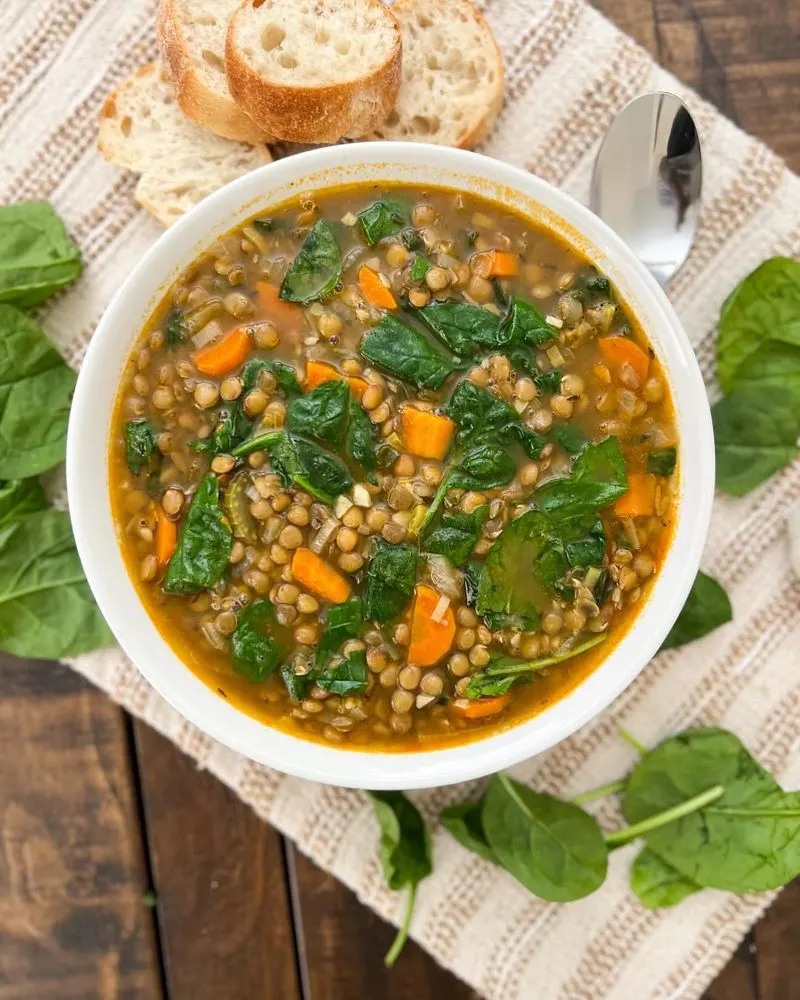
[755,878,800,1000]
[704,934,758,1000]
[0,656,161,1000]
[132,721,301,1000]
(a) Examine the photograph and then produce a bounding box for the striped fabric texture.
[3,1,799,997]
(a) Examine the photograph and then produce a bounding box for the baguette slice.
[98,63,271,226]
[226,0,402,144]
[157,0,270,143]
[355,0,504,149]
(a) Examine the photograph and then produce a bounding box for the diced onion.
[438,253,460,269]
[546,344,566,367]
[352,483,372,507]
[242,225,269,254]
[426,555,463,599]
[513,399,528,414]
[341,212,358,227]
[310,517,338,554]
[334,495,353,518]
[244,483,261,502]
[201,623,227,651]
[431,592,451,624]
[545,314,564,329]
[191,320,223,349]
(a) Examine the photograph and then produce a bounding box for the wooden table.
[2,2,799,997]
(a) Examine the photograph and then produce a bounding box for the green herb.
[550,423,589,456]
[0,509,113,657]
[280,220,342,304]
[400,229,425,252]
[417,301,504,355]
[630,848,700,909]
[360,315,461,390]
[163,475,232,594]
[364,538,418,622]
[287,380,376,471]
[0,305,77,478]
[315,597,363,670]
[233,431,352,503]
[533,437,628,514]
[465,635,607,699]
[481,774,608,901]
[0,477,47,527]
[422,504,488,568]
[165,309,185,347]
[647,447,677,477]
[316,650,368,695]
[712,385,800,496]
[501,297,555,347]
[0,201,83,308]
[409,254,430,281]
[231,601,282,682]
[440,801,497,863]
[660,571,732,650]
[358,199,407,246]
[124,419,158,476]
[368,791,432,967]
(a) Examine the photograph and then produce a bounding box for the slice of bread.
[225,0,402,144]
[157,0,270,143]
[354,0,504,150]
[98,63,271,226]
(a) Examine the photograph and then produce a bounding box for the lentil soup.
[109,183,678,751]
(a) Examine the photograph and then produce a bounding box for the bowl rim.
[67,141,715,789]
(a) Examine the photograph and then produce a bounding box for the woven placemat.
[2,1,799,997]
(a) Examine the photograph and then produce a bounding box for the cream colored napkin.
[3,1,799,997]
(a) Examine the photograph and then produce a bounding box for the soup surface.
[110,183,678,751]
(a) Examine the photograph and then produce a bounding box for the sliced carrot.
[401,406,456,460]
[193,326,251,376]
[408,584,456,667]
[451,695,510,720]
[256,281,303,328]
[358,265,397,310]
[291,547,352,604]
[471,250,520,278]
[598,335,650,384]
[155,509,178,567]
[304,359,368,400]
[614,473,657,517]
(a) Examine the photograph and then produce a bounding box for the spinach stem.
[571,779,627,806]
[486,634,607,677]
[384,884,416,968]
[619,728,648,755]
[417,468,453,536]
[604,784,725,847]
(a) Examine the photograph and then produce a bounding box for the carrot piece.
[291,547,352,604]
[598,336,650,383]
[451,696,510,720]
[614,473,657,517]
[155,509,177,567]
[471,250,520,278]
[358,265,398,310]
[401,406,456,460]
[408,584,456,666]
[256,281,303,328]
[304,359,368,400]
[193,326,251,376]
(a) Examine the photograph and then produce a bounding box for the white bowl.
[67,142,714,790]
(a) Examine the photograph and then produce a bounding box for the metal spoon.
[591,92,702,284]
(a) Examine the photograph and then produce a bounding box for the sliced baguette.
[98,63,271,226]
[355,0,504,149]
[225,0,402,144]
[157,0,270,143]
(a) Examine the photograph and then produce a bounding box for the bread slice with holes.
[354,0,504,149]
[225,0,402,144]
[98,63,271,226]
[157,0,269,143]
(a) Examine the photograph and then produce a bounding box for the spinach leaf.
[481,774,608,901]
[124,419,158,476]
[570,268,613,305]
[361,315,461,390]
[242,357,302,398]
[287,380,376,472]
[449,443,517,491]
[346,402,378,471]
[280,662,311,702]
[463,673,519,699]
[166,309,186,347]
[165,300,223,348]
[647,447,677,477]
[358,198,407,246]
[0,509,112,657]
[445,380,544,459]
[0,201,83,308]
[401,229,425,252]
[0,305,77,478]
[231,600,282,682]
[533,369,564,395]
[233,431,352,503]
[409,255,429,281]
[712,386,800,496]
[660,571,732,650]
[466,634,607,698]
[364,538,418,622]
[368,791,432,967]
[550,423,589,456]
[533,437,628,514]
[316,650,368,695]
[315,597,363,669]
[630,848,700,909]
[440,800,497,863]
[501,297,555,347]
[418,302,504,355]
[621,728,800,893]
[0,477,47,527]
[422,504,488,568]
[163,474,232,594]
[280,220,342,304]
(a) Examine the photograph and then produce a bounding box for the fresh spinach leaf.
[0,201,83,308]
[481,774,608,901]
[445,379,544,459]
[280,661,311,702]
[163,474,232,594]
[315,597,363,669]
[231,600,282,682]
[364,538,418,622]
[501,297,555,347]
[0,509,112,657]
[280,220,342,304]
[124,419,158,476]
[712,385,800,496]
[533,369,564,395]
[647,447,677,477]
[449,443,517,491]
[401,229,425,252]
[242,357,302,398]
[418,302,504,355]
[571,267,613,305]
[533,437,628,514]
[660,571,732,650]
[316,650,368,695]
[346,402,378,471]
[440,800,497,863]
[358,199,407,246]
[0,305,77,478]
[466,634,607,699]
[550,423,589,456]
[409,255,430,282]
[422,504,488,568]
[463,673,519,699]
[287,380,376,472]
[368,791,432,967]
[0,477,47,527]
[361,315,461,390]
[630,848,700,909]
[233,431,352,503]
